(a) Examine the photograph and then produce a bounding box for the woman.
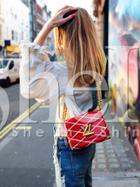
[20,6,106,187]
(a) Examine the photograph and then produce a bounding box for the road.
[0,83,55,187]
[0,83,35,129]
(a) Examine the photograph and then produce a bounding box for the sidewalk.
[92,112,140,187]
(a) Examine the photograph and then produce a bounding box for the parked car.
[0,58,20,87]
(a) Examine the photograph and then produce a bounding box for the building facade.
[0,0,4,46]
[29,0,52,42]
[29,0,37,41]
[0,0,52,44]
[2,0,30,45]
[93,0,106,44]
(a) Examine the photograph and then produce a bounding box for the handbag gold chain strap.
[63,80,102,120]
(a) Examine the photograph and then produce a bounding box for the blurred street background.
[0,0,140,187]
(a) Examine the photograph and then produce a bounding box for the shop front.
[108,0,140,160]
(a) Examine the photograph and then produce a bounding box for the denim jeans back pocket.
[57,138,70,151]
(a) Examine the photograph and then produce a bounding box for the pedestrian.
[20,6,106,187]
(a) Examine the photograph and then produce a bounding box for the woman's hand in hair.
[34,6,77,46]
[48,6,77,29]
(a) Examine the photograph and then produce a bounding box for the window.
[11,30,14,40]
[9,60,14,70]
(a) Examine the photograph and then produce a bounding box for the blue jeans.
[56,137,96,187]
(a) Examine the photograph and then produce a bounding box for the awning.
[6,45,20,53]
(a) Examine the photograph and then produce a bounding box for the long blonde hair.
[54,8,106,87]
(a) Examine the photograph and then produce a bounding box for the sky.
[45,0,93,15]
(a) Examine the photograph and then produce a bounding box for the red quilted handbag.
[63,81,111,150]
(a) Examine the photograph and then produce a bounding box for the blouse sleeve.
[19,42,60,103]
